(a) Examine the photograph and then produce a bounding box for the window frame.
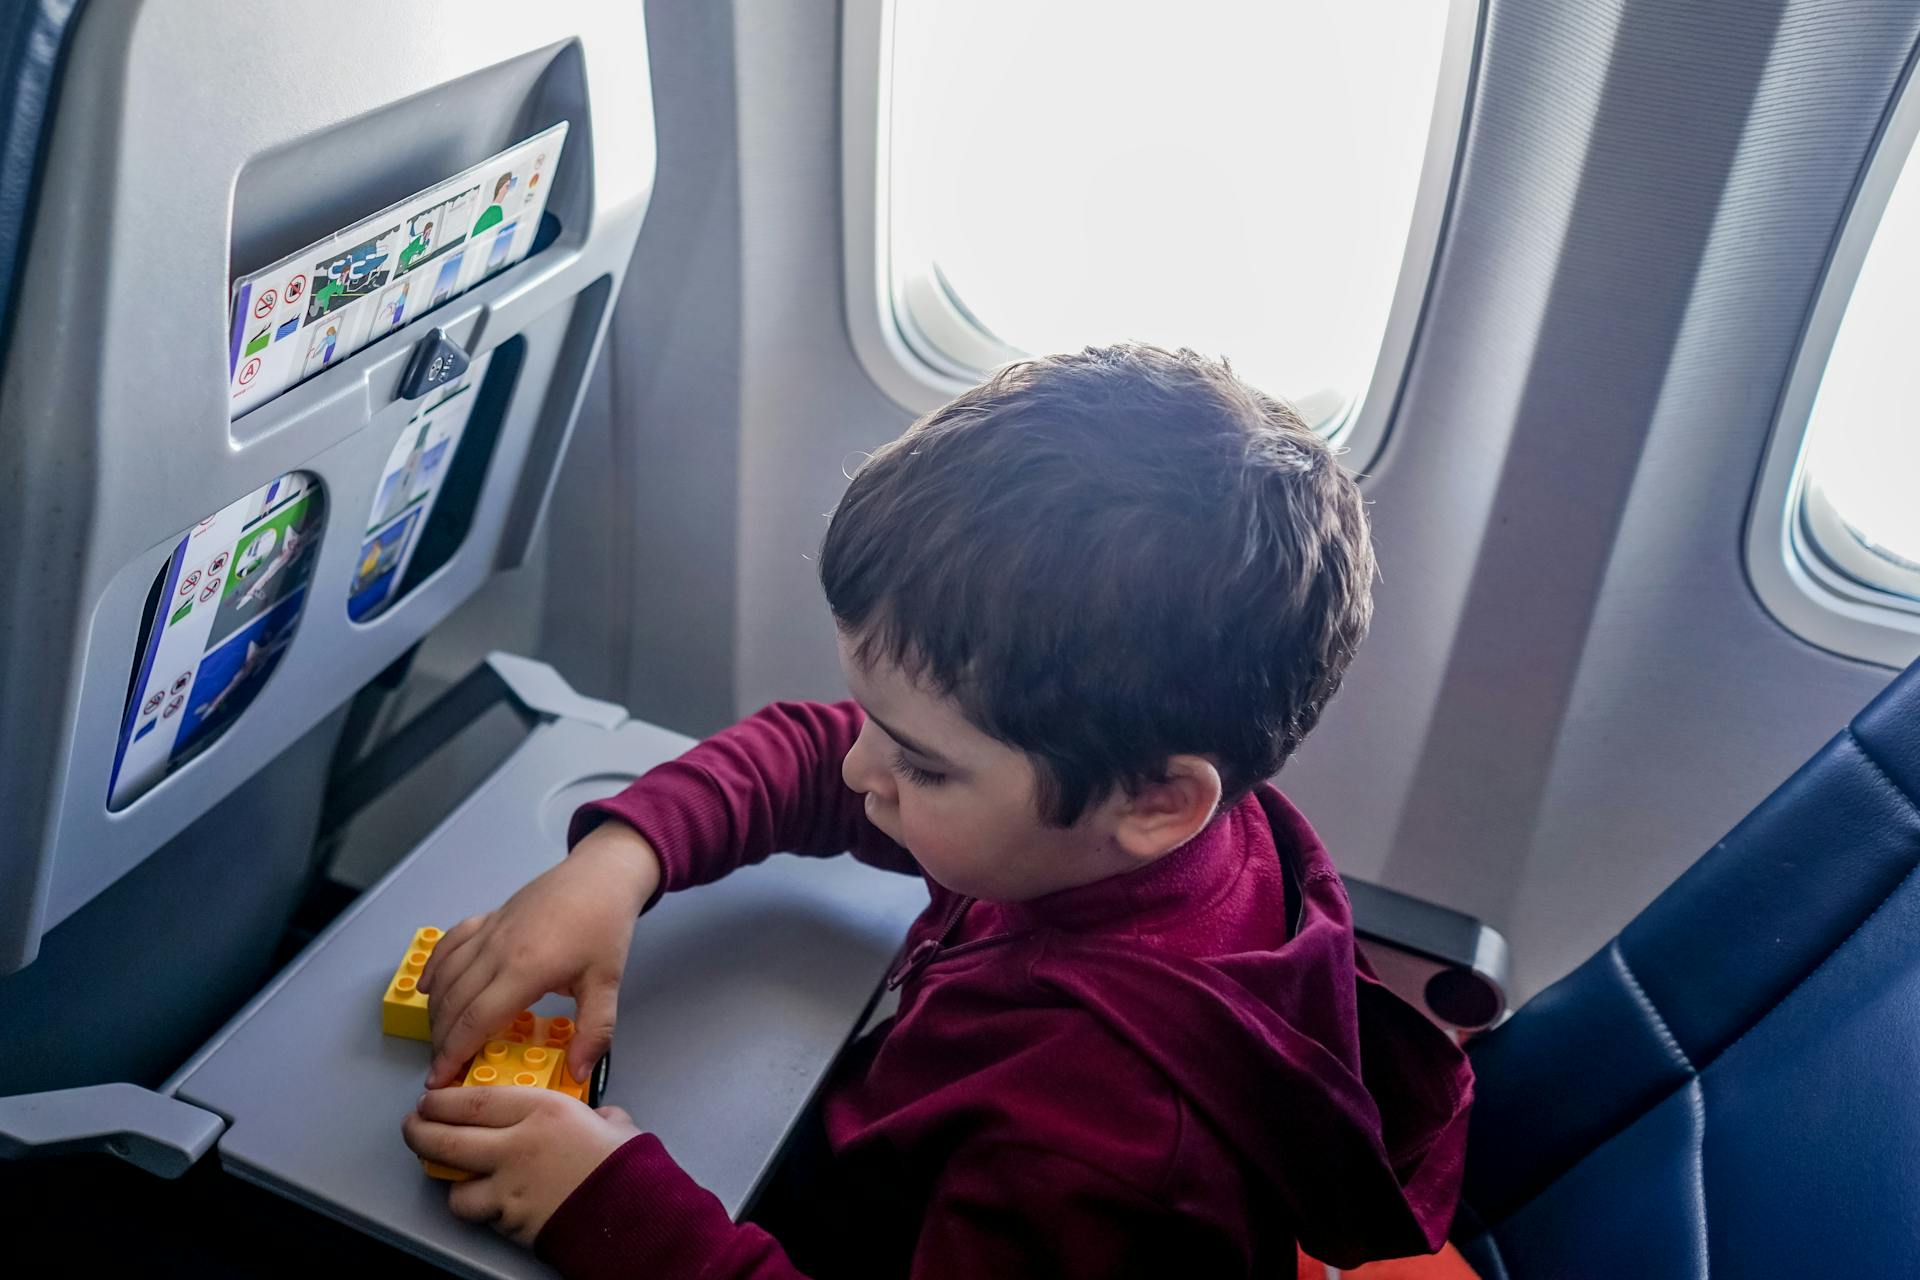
[1747,46,1920,671]
[840,0,1485,471]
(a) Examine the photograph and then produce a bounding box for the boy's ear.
[1112,755,1223,862]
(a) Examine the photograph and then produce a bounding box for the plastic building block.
[383,929,613,1179]
[463,1036,563,1091]
[424,1010,600,1181]
[551,1066,590,1104]
[381,926,443,1041]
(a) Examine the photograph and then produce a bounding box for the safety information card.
[110,473,325,808]
[226,122,566,418]
[348,354,492,623]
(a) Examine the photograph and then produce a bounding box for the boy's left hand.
[402,1087,642,1246]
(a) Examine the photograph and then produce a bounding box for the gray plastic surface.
[169,713,928,1280]
[0,707,346,1096]
[1347,877,1510,978]
[486,651,626,729]
[1349,876,1510,1031]
[0,1082,223,1179]
[0,2,657,970]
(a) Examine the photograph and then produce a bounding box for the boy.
[402,345,1473,1277]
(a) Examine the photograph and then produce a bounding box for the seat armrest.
[0,1083,223,1178]
[1345,876,1510,1031]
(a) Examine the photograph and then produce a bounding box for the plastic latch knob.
[400,327,471,400]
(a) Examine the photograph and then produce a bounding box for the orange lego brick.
[381,926,443,1041]
[423,1009,596,1181]
[523,1013,593,1099]
[463,1037,564,1091]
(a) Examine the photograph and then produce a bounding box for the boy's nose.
[842,721,895,802]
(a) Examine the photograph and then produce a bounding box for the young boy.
[402,344,1473,1277]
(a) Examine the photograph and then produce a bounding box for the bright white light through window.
[1802,135,1920,584]
[886,0,1454,425]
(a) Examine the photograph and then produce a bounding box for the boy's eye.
[890,747,947,787]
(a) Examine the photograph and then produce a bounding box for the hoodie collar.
[1015,784,1474,1264]
[996,798,1272,935]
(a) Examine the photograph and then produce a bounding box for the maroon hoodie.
[539,701,1471,1278]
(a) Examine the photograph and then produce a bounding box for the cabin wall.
[545,0,1910,999]
[1287,0,1913,997]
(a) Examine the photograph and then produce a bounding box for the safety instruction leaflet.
[226,122,566,418]
[348,353,492,622]
[110,473,325,807]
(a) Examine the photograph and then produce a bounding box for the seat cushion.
[1457,658,1920,1276]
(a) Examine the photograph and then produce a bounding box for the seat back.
[0,3,654,981]
[1455,657,1920,1278]
[0,3,654,1102]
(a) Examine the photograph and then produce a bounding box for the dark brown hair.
[821,344,1375,825]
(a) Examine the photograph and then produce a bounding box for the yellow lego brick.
[381,926,443,1041]
[423,1010,590,1181]
[464,1037,563,1091]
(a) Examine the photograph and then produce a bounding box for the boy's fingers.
[595,1105,633,1125]
[426,997,484,1088]
[569,972,621,1082]
[402,1111,507,1173]
[430,980,554,1089]
[418,914,486,995]
[425,1057,464,1091]
[427,957,512,1083]
[446,1175,504,1226]
[417,1084,546,1127]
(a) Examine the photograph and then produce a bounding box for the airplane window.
[1798,133,1920,601]
[883,0,1454,431]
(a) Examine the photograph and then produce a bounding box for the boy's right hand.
[417,821,663,1088]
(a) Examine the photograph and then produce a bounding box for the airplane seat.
[1452,655,1920,1277]
[0,21,916,1275]
[0,1,657,1110]
[0,0,347,1095]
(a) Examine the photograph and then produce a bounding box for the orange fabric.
[1297,1243,1480,1279]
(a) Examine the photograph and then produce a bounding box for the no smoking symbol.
[253,288,277,319]
[179,569,202,597]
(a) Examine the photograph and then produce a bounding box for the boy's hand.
[418,822,663,1087]
[402,1087,642,1246]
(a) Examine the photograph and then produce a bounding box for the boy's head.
[821,344,1374,899]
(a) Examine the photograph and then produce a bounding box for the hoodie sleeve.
[534,1135,803,1280]
[535,1133,1243,1280]
[566,700,919,903]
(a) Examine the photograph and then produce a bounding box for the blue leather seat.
[1454,656,1920,1277]
[0,1,82,364]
